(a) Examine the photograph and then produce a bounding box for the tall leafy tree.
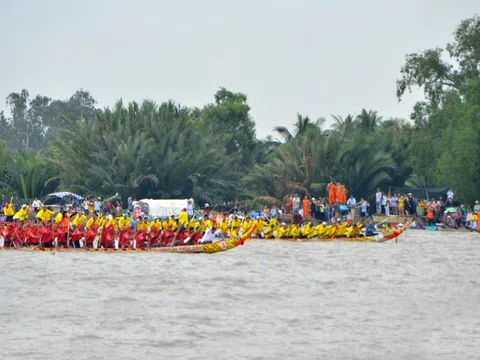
[201,88,257,168]
[397,15,480,203]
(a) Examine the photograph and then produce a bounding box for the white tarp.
[139,199,188,218]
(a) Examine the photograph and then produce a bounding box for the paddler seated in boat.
[183,226,201,245]
[302,222,314,239]
[315,222,327,238]
[165,215,177,231]
[160,224,175,246]
[252,216,267,238]
[269,215,278,228]
[148,218,162,247]
[198,222,218,244]
[335,220,347,237]
[13,204,29,222]
[25,222,40,247]
[264,222,276,239]
[39,221,55,248]
[287,223,301,238]
[365,220,377,237]
[169,226,185,247]
[216,217,229,240]
[276,222,287,238]
[346,223,356,238]
[188,216,199,231]
[119,225,135,249]
[241,216,253,236]
[35,205,54,224]
[71,212,86,229]
[229,215,241,238]
[326,220,338,238]
[2,222,15,247]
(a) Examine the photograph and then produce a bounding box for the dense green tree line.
[1,16,479,205]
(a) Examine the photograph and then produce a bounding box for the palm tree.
[247,126,329,201]
[356,109,382,133]
[334,142,397,199]
[9,150,56,199]
[0,141,11,190]
[330,114,356,138]
[50,99,239,203]
[274,113,325,142]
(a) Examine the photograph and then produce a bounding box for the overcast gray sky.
[0,0,478,138]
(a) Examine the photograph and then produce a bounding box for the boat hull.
[0,239,243,254]
[250,229,405,243]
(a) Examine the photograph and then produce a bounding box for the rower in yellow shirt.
[35,206,55,223]
[269,216,278,228]
[354,222,363,236]
[3,203,15,219]
[327,223,337,238]
[242,217,253,235]
[151,217,162,230]
[229,216,242,238]
[189,217,199,230]
[336,221,347,237]
[13,204,29,222]
[178,208,189,228]
[219,218,229,237]
[289,224,301,238]
[276,223,287,238]
[72,213,86,228]
[253,217,267,237]
[168,215,178,230]
[264,223,276,238]
[346,224,355,238]
[302,222,315,239]
[55,212,63,224]
[162,218,169,231]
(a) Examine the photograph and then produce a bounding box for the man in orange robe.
[336,182,343,204]
[286,196,293,214]
[340,185,347,204]
[327,182,336,205]
[302,196,310,217]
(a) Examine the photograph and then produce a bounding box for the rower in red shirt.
[160,225,174,247]
[12,222,26,248]
[70,224,85,248]
[3,223,15,247]
[40,222,54,247]
[148,224,161,248]
[25,223,40,246]
[85,224,99,248]
[119,226,135,249]
[135,228,148,249]
[100,225,116,248]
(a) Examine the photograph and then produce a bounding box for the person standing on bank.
[375,189,383,214]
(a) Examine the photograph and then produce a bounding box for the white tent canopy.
[139,199,188,218]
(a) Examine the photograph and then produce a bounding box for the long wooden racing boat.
[0,238,244,254]
[0,225,257,254]
[251,227,406,243]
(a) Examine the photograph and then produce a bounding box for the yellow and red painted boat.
[250,227,406,243]
[0,225,257,254]
[0,238,244,254]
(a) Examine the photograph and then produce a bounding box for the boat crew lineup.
[0,198,407,253]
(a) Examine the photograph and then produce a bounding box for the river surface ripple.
[1,231,479,360]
